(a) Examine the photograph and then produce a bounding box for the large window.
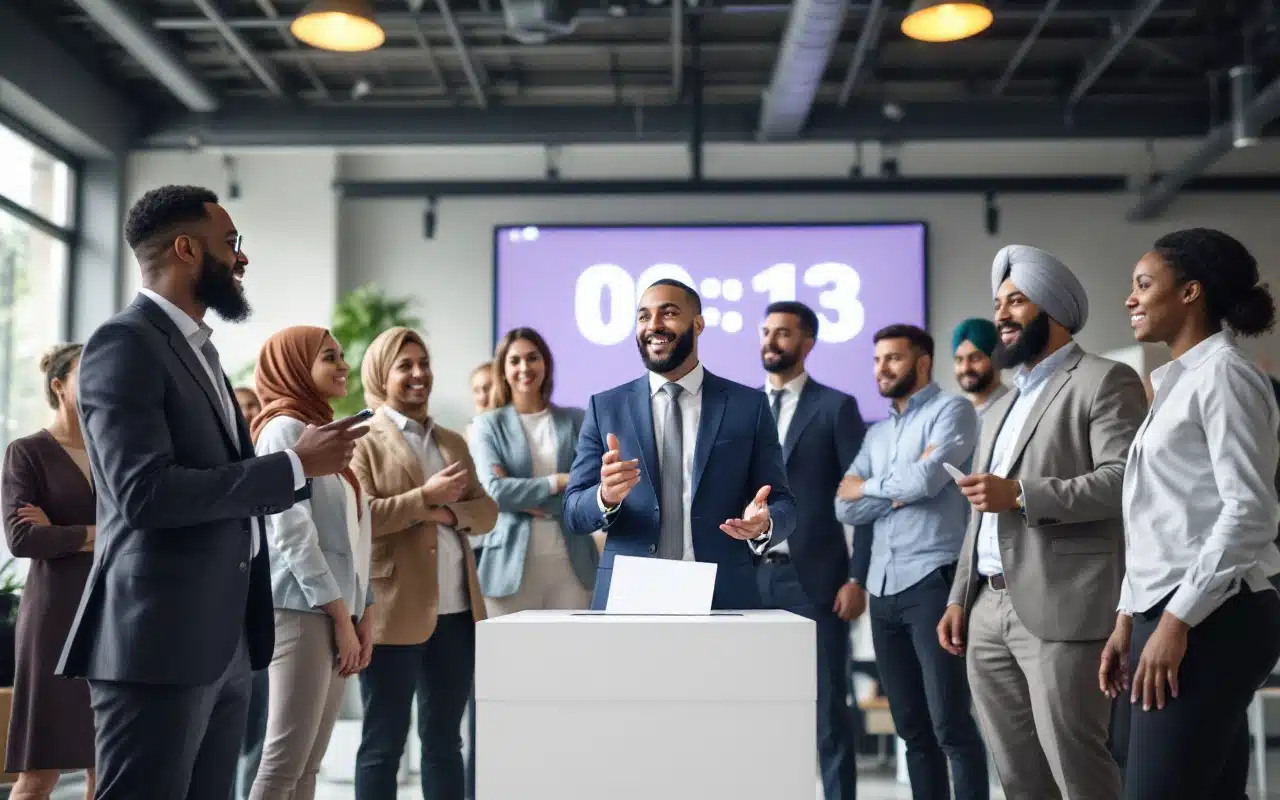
[0,122,75,453]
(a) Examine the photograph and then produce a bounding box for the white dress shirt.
[975,343,1079,577]
[138,288,304,559]
[381,407,470,615]
[763,372,808,557]
[597,361,769,559]
[1118,332,1280,626]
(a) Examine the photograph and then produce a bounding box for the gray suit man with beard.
[58,185,367,800]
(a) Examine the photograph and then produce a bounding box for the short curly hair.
[124,185,220,251]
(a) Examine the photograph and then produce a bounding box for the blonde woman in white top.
[1100,229,1280,800]
[249,326,374,800]
[469,328,599,614]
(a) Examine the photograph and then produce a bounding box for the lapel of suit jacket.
[692,371,727,501]
[134,295,239,454]
[782,379,821,462]
[373,412,426,487]
[551,407,578,473]
[624,378,660,497]
[1006,347,1083,472]
[497,405,535,476]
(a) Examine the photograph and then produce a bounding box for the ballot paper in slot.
[604,555,717,615]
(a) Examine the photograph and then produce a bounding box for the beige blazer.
[949,347,1148,642]
[351,412,499,646]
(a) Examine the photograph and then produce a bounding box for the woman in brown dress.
[2,343,96,799]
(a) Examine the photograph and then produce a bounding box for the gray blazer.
[948,348,1148,642]
[256,416,374,619]
[468,405,598,598]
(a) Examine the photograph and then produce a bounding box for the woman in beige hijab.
[349,327,497,800]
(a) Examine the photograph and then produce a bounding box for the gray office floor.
[33,760,1280,800]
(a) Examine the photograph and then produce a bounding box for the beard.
[878,370,918,400]
[195,252,251,323]
[996,311,1051,369]
[761,346,799,375]
[637,326,696,374]
[957,368,995,393]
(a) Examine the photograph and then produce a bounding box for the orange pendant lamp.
[291,0,386,52]
[901,1,993,43]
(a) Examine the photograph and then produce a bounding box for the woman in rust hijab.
[350,327,496,800]
[248,326,375,800]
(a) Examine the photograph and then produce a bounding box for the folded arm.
[80,322,295,531]
[2,443,89,558]
[350,441,428,539]
[860,398,978,505]
[469,420,555,512]
[835,437,895,525]
[1019,364,1147,527]
[1165,365,1280,627]
[441,441,498,535]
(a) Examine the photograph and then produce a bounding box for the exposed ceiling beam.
[65,0,218,111]
[429,0,488,107]
[137,97,1216,149]
[1067,0,1166,109]
[1128,75,1280,221]
[252,0,329,97]
[836,0,885,106]
[189,0,284,96]
[994,0,1061,96]
[757,0,851,140]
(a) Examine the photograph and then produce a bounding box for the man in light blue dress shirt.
[836,324,988,800]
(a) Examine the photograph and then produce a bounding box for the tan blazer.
[949,347,1148,642]
[351,412,499,646]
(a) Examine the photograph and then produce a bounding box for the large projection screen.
[493,222,928,418]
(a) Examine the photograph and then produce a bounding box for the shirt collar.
[1014,341,1079,392]
[380,405,434,437]
[1148,331,1235,391]
[140,288,206,342]
[649,361,705,397]
[890,381,940,418]
[767,371,808,398]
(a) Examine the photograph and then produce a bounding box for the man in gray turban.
[937,244,1148,800]
[991,244,1089,334]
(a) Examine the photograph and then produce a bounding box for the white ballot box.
[475,609,816,800]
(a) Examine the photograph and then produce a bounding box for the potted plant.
[329,285,422,417]
[0,559,23,688]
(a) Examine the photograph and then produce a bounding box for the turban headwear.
[952,318,998,356]
[991,245,1089,334]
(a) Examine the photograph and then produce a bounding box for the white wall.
[126,139,1280,429]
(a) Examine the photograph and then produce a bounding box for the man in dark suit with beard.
[757,301,867,800]
[58,185,366,800]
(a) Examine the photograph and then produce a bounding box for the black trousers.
[89,635,253,800]
[356,612,476,800]
[1124,585,1280,800]
[869,565,989,800]
[757,560,859,800]
[236,667,270,800]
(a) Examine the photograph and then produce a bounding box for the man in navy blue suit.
[757,301,866,800]
[563,279,797,610]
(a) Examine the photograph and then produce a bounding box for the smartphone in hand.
[942,463,967,483]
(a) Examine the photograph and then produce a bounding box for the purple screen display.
[493,223,927,418]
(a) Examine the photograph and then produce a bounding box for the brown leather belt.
[984,573,1007,591]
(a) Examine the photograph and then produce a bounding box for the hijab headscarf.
[251,325,362,516]
[361,326,430,423]
[991,244,1089,334]
[951,317,999,356]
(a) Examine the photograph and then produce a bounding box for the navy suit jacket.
[764,378,867,607]
[563,369,798,610]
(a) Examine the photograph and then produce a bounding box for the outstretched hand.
[721,485,771,540]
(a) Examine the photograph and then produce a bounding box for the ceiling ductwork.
[499,0,582,44]
[758,0,852,140]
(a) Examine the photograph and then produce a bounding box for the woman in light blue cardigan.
[248,326,374,800]
[468,328,598,615]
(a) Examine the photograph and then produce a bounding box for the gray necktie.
[769,389,783,423]
[657,382,685,561]
[197,333,233,432]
